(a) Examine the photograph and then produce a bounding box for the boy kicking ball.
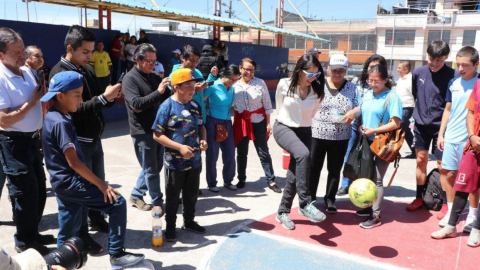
[41,71,144,268]
[152,68,208,242]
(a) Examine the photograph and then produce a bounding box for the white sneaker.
[439,211,451,228]
[464,214,477,233]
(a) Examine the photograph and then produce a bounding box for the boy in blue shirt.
[433,46,480,234]
[153,68,208,242]
[41,71,144,268]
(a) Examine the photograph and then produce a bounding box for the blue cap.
[41,71,84,102]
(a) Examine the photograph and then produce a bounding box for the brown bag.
[370,93,405,188]
[215,123,228,142]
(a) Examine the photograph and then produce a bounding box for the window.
[350,34,376,51]
[282,36,305,49]
[463,30,477,46]
[385,30,415,46]
[252,39,274,46]
[427,30,451,44]
[313,35,339,50]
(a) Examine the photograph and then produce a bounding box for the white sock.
[448,202,453,210]
[469,207,478,217]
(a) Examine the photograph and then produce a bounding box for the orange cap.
[170,68,202,86]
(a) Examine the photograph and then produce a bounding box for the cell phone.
[117,72,126,84]
[206,81,215,86]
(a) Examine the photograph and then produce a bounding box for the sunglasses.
[367,79,385,85]
[302,70,322,79]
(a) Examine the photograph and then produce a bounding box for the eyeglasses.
[367,79,385,85]
[241,67,255,73]
[142,59,156,65]
[302,70,321,78]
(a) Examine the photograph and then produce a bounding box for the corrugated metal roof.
[34,0,330,42]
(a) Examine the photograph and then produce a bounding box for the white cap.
[329,54,348,70]
[172,49,181,54]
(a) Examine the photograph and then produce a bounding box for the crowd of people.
[1,23,480,269]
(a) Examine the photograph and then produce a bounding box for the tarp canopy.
[33,0,330,42]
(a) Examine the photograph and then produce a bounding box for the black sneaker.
[165,229,176,242]
[110,249,145,269]
[35,233,56,245]
[198,189,203,196]
[79,233,104,254]
[88,212,109,233]
[356,207,373,217]
[15,242,49,256]
[360,215,381,229]
[337,187,348,196]
[268,183,282,193]
[182,221,206,234]
[236,180,246,189]
[325,201,337,214]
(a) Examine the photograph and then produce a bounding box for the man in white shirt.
[0,27,51,255]
[396,61,416,158]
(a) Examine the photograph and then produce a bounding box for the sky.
[0,0,401,34]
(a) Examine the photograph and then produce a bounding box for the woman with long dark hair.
[357,64,402,229]
[274,54,326,230]
[204,65,241,193]
[338,54,388,196]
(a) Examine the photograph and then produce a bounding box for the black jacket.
[198,45,225,80]
[122,67,170,136]
[49,57,114,143]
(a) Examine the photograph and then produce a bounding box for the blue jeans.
[131,133,164,206]
[55,183,126,255]
[0,166,6,199]
[340,129,359,189]
[237,120,275,184]
[205,116,236,187]
[78,141,105,235]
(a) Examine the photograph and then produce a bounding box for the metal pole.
[347,19,351,61]
[228,0,232,42]
[26,0,30,22]
[258,0,262,45]
[390,17,396,72]
[85,6,87,28]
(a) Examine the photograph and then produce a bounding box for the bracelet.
[469,134,476,139]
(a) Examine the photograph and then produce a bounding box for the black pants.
[309,138,349,204]
[401,107,415,153]
[111,56,119,84]
[164,166,201,230]
[449,191,480,229]
[273,121,312,214]
[0,135,46,247]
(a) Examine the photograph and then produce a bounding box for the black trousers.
[110,56,119,84]
[449,191,480,229]
[164,166,201,230]
[309,138,349,204]
[0,135,46,247]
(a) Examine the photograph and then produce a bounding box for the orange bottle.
[152,213,163,247]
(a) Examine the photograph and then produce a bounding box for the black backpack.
[423,168,443,211]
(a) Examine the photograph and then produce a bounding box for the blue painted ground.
[208,230,388,270]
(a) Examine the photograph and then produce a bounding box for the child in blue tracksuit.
[41,71,144,269]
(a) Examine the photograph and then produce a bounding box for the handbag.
[343,134,375,181]
[369,93,405,188]
[215,87,234,142]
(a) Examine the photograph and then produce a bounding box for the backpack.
[423,168,443,211]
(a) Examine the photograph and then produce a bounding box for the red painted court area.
[250,200,477,270]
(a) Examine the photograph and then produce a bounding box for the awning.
[32,0,330,42]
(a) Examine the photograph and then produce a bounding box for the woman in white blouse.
[273,54,326,230]
[233,58,280,193]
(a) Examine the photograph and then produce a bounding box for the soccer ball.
[349,178,378,208]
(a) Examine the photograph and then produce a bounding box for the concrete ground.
[0,113,442,270]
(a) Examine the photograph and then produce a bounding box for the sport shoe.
[404,153,416,159]
[110,249,145,269]
[15,242,49,256]
[129,197,153,211]
[467,228,480,247]
[151,205,165,218]
[198,189,203,196]
[88,211,109,233]
[165,229,176,242]
[299,201,326,223]
[431,225,456,239]
[406,198,424,211]
[208,186,220,193]
[464,214,477,233]
[236,180,246,189]
[79,233,104,254]
[337,187,348,196]
[437,204,448,220]
[325,201,337,214]
[360,215,381,229]
[224,183,238,190]
[268,182,282,193]
[356,207,373,217]
[182,221,206,234]
[275,213,295,230]
[439,211,452,228]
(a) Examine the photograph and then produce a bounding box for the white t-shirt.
[395,73,415,108]
[275,78,322,127]
[0,62,42,132]
[125,44,137,62]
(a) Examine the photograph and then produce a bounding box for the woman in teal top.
[203,65,240,192]
[357,64,403,229]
